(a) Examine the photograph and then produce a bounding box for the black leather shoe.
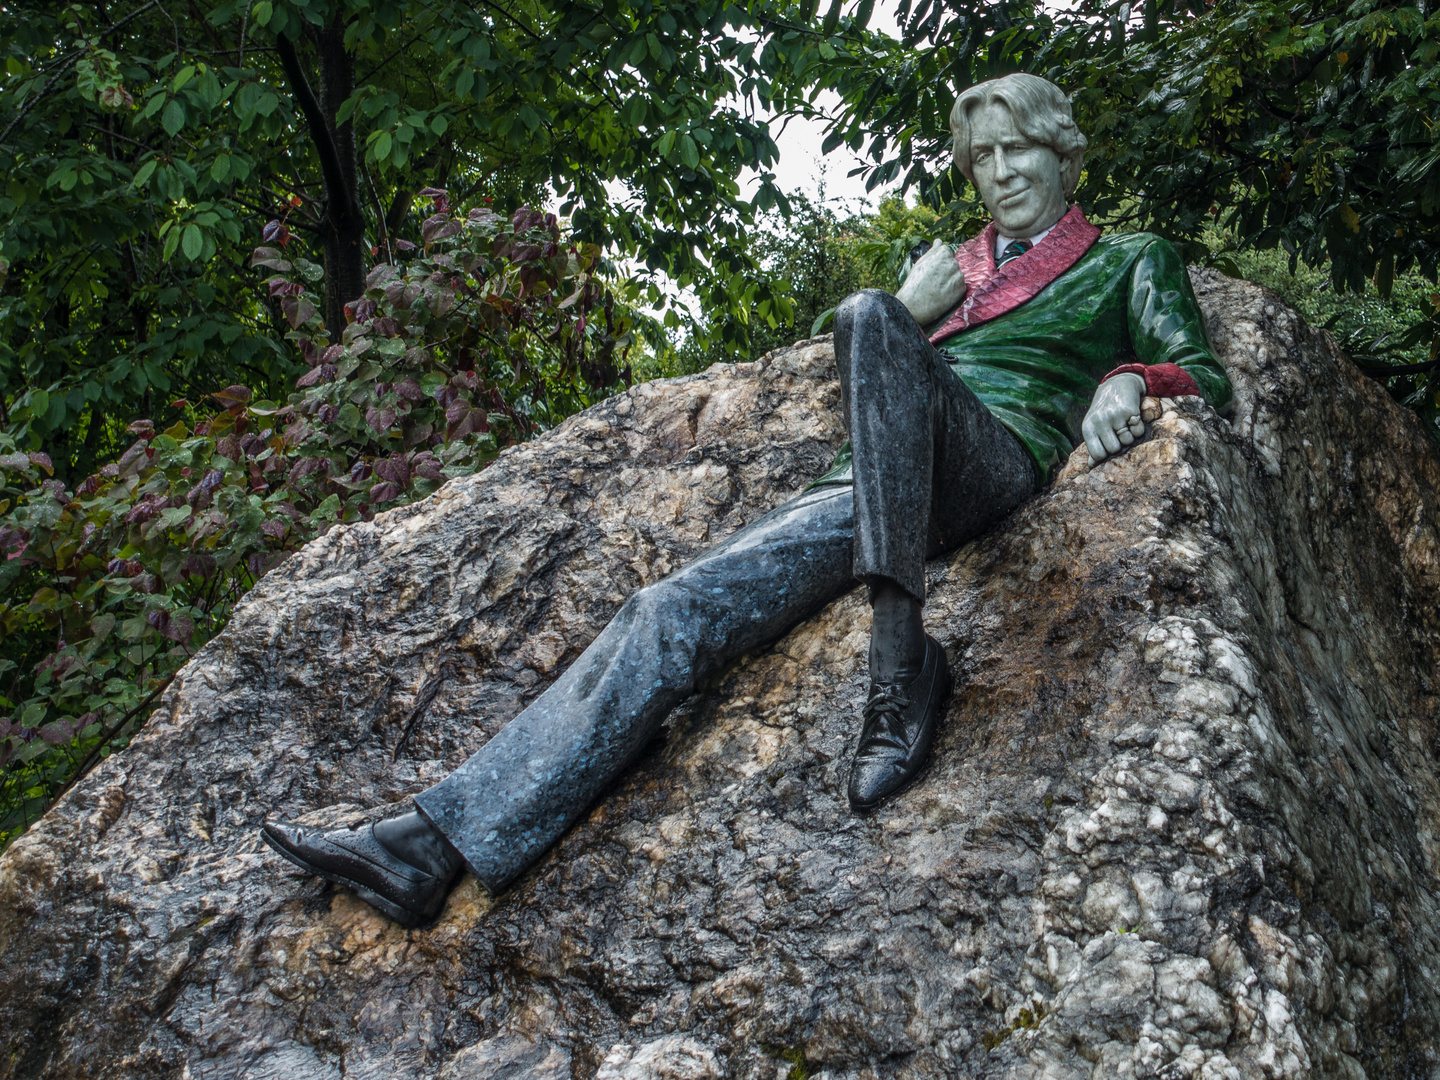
[847,634,951,811]
[261,810,463,928]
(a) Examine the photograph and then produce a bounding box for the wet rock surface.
[3,273,1440,1079]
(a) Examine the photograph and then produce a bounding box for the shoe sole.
[260,826,433,930]
[849,643,953,814]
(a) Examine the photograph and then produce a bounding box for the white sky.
[605,4,911,327]
[741,4,907,213]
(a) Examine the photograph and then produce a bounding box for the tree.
[0,0,866,484]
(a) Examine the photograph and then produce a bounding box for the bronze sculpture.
[262,73,1232,927]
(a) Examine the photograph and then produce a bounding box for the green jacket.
[814,230,1232,487]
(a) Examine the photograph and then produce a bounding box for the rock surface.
[3,272,1440,1079]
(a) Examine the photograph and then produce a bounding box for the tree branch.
[0,0,163,149]
[1357,357,1440,378]
[272,32,357,225]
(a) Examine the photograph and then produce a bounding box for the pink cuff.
[1103,362,1202,399]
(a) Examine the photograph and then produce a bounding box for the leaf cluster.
[0,195,633,846]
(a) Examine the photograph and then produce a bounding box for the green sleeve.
[1128,239,1233,411]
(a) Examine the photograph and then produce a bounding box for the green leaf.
[210,155,231,182]
[251,0,273,26]
[172,65,196,92]
[182,224,204,261]
[132,158,159,188]
[371,130,392,161]
[679,134,700,169]
[310,493,341,520]
[162,98,185,136]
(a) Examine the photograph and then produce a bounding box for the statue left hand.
[895,241,966,326]
[1083,373,1146,464]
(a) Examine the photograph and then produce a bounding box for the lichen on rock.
[2,272,1440,1078]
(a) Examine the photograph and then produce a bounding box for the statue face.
[967,101,1069,239]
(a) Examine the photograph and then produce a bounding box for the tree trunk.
[274,23,366,340]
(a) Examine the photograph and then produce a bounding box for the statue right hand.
[895,242,966,327]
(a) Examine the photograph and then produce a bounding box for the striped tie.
[998,239,1032,266]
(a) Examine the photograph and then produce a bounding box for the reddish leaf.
[182,553,217,579]
[281,296,316,329]
[345,298,377,323]
[421,214,461,243]
[124,497,162,524]
[39,720,76,746]
[251,245,292,270]
[365,264,398,289]
[27,451,53,473]
[212,385,251,409]
[369,481,402,504]
[287,457,322,486]
[373,455,410,486]
[365,407,397,433]
[0,525,30,560]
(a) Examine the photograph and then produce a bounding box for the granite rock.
[2,272,1439,1079]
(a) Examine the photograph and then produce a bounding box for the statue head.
[949,74,1087,239]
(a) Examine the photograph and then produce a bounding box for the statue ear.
[1060,151,1085,197]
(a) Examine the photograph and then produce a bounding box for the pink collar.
[928,205,1102,345]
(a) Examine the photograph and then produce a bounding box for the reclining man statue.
[263,73,1232,927]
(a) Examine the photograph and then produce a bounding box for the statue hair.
[949,74,1087,197]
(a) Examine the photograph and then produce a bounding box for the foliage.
[818,0,1440,427]
[0,194,633,846]
[0,0,881,490]
[1207,227,1440,430]
[679,193,945,366]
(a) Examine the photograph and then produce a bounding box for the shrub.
[0,193,636,847]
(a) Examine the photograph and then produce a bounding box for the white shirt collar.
[995,223,1055,260]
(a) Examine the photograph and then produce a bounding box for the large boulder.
[3,272,1440,1079]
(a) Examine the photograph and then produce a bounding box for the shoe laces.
[861,682,913,751]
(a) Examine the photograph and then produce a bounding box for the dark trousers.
[415,290,1037,891]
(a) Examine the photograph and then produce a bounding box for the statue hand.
[1083,373,1146,464]
[895,242,966,326]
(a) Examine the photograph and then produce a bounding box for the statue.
[261,74,1232,927]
